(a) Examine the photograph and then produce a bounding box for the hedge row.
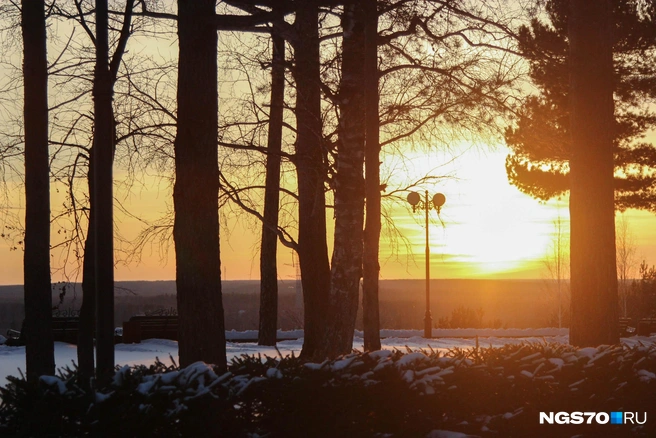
[1,342,655,437]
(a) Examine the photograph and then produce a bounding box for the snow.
[39,375,68,394]
[395,352,429,367]
[331,356,357,371]
[225,329,303,340]
[368,350,393,359]
[637,369,656,382]
[547,357,564,369]
[265,367,283,379]
[1,330,654,387]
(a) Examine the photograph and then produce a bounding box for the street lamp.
[407,190,446,338]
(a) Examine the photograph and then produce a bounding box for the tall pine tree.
[568,0,619,346]
[506,0,656,209]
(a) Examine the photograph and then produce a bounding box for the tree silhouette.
[293,1,331,360]
[322,1,366,357]
[505,0,656,209]
[57,0,135,386]
[568,0,619,346]
[21,0,55,382]
[173,0,227,369]
[363,0,382,352]
[258,28,285,347]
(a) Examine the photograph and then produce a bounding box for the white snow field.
[1,328,653,385]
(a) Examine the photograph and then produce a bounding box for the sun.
[382,144,570,279]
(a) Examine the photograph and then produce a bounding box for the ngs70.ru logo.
[540,411,647,425]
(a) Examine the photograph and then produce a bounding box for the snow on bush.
[1,342,655,437]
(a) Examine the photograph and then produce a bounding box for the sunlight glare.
[382,144,570,278]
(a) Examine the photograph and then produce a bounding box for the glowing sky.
[2,5,656,286]
[2,142,656,285]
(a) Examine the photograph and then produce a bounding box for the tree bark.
[363,0,382,352]
[568,0,619,346]
[21,0,55,382]
[92,0,116,383]
[78,176,96,386]
[294,1,331,360]
[258,31,285,347]
[174,0,227,370]
[320,3,366,358]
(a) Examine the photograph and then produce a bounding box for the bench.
[122,315,178,344]
[5,329,22,346]
[4,317,80,346]
[51,317,82,344]
[4,317,122,346]
[619,317,635,337]
[637,318,656,336]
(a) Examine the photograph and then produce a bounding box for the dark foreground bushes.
[1,342,655,437]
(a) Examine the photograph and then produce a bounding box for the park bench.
[51,317,81,344]
[637,317,656,336]
[4,317,122,346]
[4,317,80,346]
[5,329,22,346]
[122,315,178,343]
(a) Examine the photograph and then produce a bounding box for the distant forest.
[1,279,574,334]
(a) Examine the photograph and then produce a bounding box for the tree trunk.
[78,0,133,386]
[258,31,285,347]
[21,0,55,382]
[294,1,331,360]
[568,0,619,346]
[362,0,382,352]
[174,0,226,370]
[320,3,366,358]
[91,0,116,384]
[78,179,96,386]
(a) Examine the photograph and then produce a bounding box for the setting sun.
[378,145,572,279]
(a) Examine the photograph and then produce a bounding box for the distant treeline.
[0,279,582,334]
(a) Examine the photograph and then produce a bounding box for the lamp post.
[407,190,445,338]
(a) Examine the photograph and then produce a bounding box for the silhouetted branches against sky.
[0,1,184,280]
[0,0,532,276]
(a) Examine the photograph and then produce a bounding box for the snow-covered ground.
[1,328,653,385]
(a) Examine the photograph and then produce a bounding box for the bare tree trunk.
[258,31,285,347]
[320,3,366,358]
[78,181,96,386]
[568,0,619,346]
[78,0,133,386]
[21,0,55,382]
[92,0,116,383]
[363,0,382,351]
[294,1,331,360]
[174,0,226,370]
[616,215,635,318]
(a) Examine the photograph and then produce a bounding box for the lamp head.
[407,191,420,206]
[432,193,445,209]
[432,193,445,213]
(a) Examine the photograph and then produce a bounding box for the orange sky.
[2,142,656,285]
[2,9,656,286]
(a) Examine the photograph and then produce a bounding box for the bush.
[1,343,655,437]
